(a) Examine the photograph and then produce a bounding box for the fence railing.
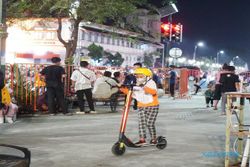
[4,64,200,113]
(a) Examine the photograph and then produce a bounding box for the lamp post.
[193,42,204,60]
[216,50,224,64]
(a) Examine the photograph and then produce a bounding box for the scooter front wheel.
[156,136,167,150]
[112,142,126,156]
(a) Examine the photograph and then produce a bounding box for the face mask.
[137,77,146,85]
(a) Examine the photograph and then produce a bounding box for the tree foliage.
[87,43,104,63]
[107,52,124,66]
[6,0,148,60]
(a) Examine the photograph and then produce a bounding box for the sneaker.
[206,105,209,108]
[150,139,157,145]
[6,117,13,124]
[135,139,147,146]
[76,111,85,115]
[213,107,218,110]
[89,110,97,114]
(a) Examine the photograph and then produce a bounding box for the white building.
[6,15,162,66]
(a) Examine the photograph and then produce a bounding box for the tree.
[7,0,147,61]
[143,51,161,67]
[108,52,124,66]
[87,43,104,63]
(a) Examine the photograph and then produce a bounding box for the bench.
[66,93,125,112]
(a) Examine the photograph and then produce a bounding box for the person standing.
[40,57,70,115]
[219,66,240,115]
[71,61,96,114]
[213,63,229,110]
[123,62,142,111]
[0,69,5,123]
[168,65,178,99]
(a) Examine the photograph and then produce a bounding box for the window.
[117,39,120,46]
[94,33,99,42]
[112,38,115,45]
[121,39,125,46]
[88,32,92,41]
[107,36,111,44]
[81,31,85,40]
[101,34,104,43]
[131,42,134,48]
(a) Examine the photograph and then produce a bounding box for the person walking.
[219,65,240,115]
[40,57,71,115]
[71,61,96,114]
[168,65,178,99]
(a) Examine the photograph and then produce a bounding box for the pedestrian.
[40,57,71,115]
[121,67,160,145]
[123,62,142,111]
[92,71,120,99]
[204,83,214,108]
[71,61,96,114]
[168,65,178,99]
[0,69,7,123]
[213,63,230,110]
[193,76,207,95]
[112,71,121,84]
[219,65,240,115]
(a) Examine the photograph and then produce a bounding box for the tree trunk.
[57,17,81,60]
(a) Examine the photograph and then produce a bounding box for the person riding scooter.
[121,67,159,146]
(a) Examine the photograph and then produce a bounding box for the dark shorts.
[213,84,222,100]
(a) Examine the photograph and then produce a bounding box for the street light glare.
[220,50,224,54]
[197,42,204,47]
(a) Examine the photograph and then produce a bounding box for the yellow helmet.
[134,67,152,77]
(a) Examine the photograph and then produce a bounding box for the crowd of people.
[0,56,247,126]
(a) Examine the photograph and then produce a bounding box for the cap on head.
[51,57,61,63]
[134,67,152,77]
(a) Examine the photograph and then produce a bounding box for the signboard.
[169,48,182,58]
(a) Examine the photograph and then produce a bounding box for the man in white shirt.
[71,61,96,114]
[92,71,119,99]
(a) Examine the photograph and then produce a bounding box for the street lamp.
[216,50,224,64]
[230,56,239,66]
[193,42,204,60]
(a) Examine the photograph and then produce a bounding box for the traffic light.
[161,23,172,41]
[172,23,183,42]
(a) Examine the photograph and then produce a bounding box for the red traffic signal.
[161,23,172,40]
[161,23,183,43]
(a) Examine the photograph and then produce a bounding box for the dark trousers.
[76,88,95,111]
[205,97,213,106]
[194,84,201,94]
[133,99,137,110]
[47,86,67,114]
[169,83,175,97]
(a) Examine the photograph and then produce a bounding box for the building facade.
[6,15,162,66]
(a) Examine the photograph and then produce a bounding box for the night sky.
[152,0,250,66]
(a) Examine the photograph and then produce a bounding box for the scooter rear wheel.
[112,142,126,156]
[156,137,167,150]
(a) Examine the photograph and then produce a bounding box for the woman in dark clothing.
[0,69,5,123]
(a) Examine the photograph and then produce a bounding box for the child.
[120,67,159,145]
[204,83,214,108]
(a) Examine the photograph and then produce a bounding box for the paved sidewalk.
[1,95,249,167]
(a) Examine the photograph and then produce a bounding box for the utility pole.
[0,0,7,70]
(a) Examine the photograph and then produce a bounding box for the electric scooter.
[111,85,167,156]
